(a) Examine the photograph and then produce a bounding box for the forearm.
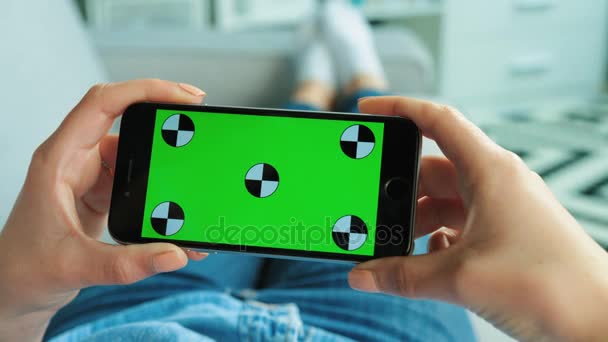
[0,271,53,342]
[0,310,53,342]
[557,280,608,341]
[541,249,608,341]
[0,235,54,342]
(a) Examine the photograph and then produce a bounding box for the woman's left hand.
[0,79,208,341]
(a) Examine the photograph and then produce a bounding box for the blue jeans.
[47,253,473,341]
[45,90,474,341]
[285,89,385,113]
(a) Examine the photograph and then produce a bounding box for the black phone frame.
[109,103,421,263]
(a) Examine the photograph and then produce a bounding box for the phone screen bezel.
[109,102,420,263]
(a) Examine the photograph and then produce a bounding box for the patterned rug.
[478,97,608,248]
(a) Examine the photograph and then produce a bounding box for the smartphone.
[109,103,421,263]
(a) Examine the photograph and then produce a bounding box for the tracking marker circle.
[332,215,369,251]
[161,114,195,147]
[340,124,375,159]
[151,201,185,236]
[245,163,280,198]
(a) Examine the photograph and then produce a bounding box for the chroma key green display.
[141,109,385,256]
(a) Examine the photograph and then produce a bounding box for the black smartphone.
[109,103,421,263]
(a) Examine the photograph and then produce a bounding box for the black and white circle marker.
[151,202,185,236]
[245,163,279,198]
[162,114,195,147]
[332,215,368,251]
[340,125,375,159]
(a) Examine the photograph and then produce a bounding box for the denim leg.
[46,255,265,339]
[336,89,389,113]
[284,102,323,112]
[253,237,474,342]
[285,90,388,114]
[255,260,473,341]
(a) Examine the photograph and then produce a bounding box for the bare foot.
[344,74,388,97]
[292,80,336,111]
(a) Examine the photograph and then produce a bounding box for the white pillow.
[0,0,107,226]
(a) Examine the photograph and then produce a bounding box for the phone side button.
[385,177,409,201]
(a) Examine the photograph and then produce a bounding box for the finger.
[349,251,459,301]
[185,249,209,261]
[418,156,459,199]
[55,79,205,152]
[80,240,188,287]
[99,134,119,171]
[78,135,120,237]
[428,228,461,253]
[414,197,465,239]
[359,96,500,179]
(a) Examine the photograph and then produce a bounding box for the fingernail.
[178,83,206,97]
[153,250,183,273]
[349,270,379,292]
[187,249,209,258]
[358,96,372,103]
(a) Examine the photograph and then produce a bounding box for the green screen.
[142,109,385,256]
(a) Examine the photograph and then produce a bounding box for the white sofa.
[0,0,106,225]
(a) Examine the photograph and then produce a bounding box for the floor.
[477,96,608,248]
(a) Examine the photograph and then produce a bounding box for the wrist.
[540,254,608,341]
[0,230,32,315]
[0,232,65,341]
[0,309,55,342]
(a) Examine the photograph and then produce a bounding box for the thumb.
[349,252,458,301]
[81,241,188,287]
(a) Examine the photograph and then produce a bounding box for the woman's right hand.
[349,96,608,341]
